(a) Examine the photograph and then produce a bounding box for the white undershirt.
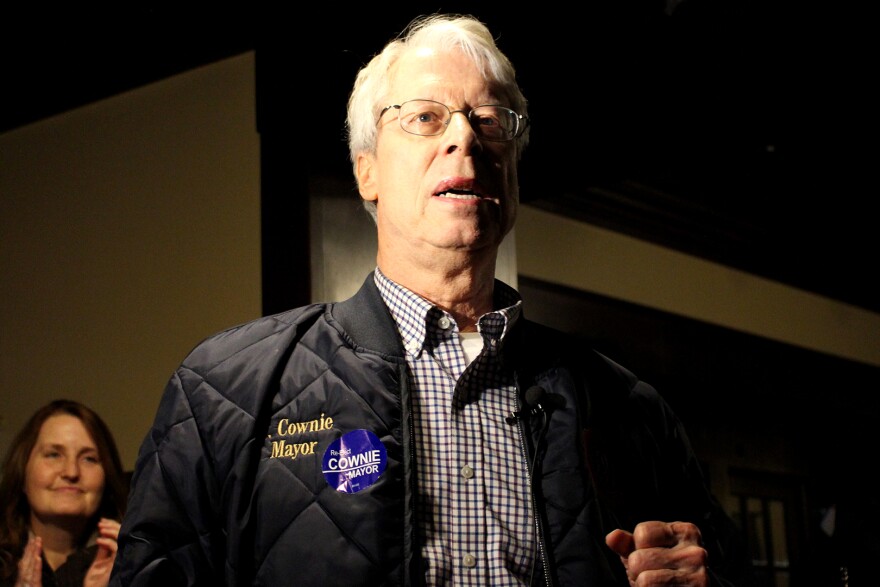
[459,331,484,364]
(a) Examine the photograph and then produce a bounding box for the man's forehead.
[386,47,495,101]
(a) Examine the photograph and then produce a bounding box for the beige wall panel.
[517,205,880,368]
[0,53,261,469]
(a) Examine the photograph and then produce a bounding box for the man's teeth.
[437,190,479,199]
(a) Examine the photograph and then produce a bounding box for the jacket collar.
[331,273,406,358]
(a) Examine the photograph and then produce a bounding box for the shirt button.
[405,340,420,353]
[462,554,477,568]
[460,465,474,479]
[438,316,451,329]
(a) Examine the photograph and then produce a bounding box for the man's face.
[24,414,106,526]
[357,47,519,260]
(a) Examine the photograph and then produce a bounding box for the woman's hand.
[15,535,43,587]
[83,518,121,587]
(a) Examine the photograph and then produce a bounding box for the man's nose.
[447,110,473,133]
[444,110,482,153]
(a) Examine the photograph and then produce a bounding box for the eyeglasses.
[378,99,528,142]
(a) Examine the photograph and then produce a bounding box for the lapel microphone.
[506,385,548,424]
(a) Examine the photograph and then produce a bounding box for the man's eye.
[413,111,441,124]
[474,115,500,127]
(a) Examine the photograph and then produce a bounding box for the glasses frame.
[378,99,529,142]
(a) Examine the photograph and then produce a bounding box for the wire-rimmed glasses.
[378,99,528,142]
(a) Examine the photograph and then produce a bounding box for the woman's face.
[24,414,105,525]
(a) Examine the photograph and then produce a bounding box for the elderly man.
[111,14,746,586]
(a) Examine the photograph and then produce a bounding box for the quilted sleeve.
[110,368,223,586]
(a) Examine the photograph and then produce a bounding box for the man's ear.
[356,152,378,202]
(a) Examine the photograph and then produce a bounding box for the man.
[111,14,746,586]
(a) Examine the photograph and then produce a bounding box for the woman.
[0,400,127,587]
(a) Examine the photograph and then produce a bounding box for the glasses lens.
[398,100,449,136]
[395,101,522,141]
[470,106,519,141]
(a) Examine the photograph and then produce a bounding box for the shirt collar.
[374,267,523,356]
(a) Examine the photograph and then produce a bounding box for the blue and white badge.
[322,429,387,493]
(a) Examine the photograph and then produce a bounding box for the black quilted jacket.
[110,275,745,586]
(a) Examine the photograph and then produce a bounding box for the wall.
[516,207,880,368]
[0,53,262,469]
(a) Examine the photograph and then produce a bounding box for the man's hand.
[606,521,709,586]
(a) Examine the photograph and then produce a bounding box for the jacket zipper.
[514,375,552,587]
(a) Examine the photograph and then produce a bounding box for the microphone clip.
[505,385,549,424]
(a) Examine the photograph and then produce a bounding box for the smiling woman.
[0,400,127,587]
